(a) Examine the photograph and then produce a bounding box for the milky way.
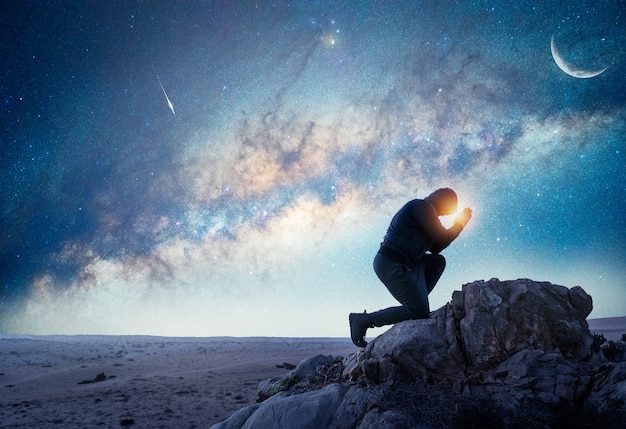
[1,1,624,336]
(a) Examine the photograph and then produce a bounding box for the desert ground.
[587,316,626,342]
[1,317,623,428]
[0,335,354,428]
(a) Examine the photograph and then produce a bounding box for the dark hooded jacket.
[380,189,464,268]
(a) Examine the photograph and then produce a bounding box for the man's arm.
[414,201,462,254]
[416,204,472,254]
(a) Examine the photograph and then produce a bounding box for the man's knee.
[425,254,446,272]
[433,253,446,267]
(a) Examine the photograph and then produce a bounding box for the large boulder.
[456,278,594,369]
[347,279,594,389]
[212,279,625,429]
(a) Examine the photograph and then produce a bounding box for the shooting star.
[156,74,175,115]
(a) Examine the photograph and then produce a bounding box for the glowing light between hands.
[439,212,459,228]
[440,207,474,230]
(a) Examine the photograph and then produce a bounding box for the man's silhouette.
[349,188,472,347]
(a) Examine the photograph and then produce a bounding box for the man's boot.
[349,311,373,348]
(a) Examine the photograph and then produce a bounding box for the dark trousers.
[369,252,446,327]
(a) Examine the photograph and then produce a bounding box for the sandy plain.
[0,335,354,428]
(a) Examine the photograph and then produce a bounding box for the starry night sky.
[1,1,624,336]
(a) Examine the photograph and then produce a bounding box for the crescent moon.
[551,36,607,78]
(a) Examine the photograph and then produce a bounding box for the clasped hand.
[454,207,472,227]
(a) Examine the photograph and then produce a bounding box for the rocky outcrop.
[212,278,626,429]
